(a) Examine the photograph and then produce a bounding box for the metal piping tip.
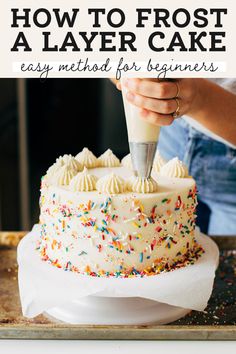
[129,142,157,179]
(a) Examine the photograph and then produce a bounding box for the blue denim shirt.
[158,118,236,235]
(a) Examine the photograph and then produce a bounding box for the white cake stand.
[18,226,219,325]
[46,296,191,325]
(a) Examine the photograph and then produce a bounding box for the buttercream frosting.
[121,153,133,169]
[46,160,64,178]
[96,173,125,194]
[52,165,77,186]
[47,154,82,179]
[69,167,97,192]
[62,155,82,172]
[98,149,120,167]
[126,176,158,193]
[152,150,167,173]
[75,148,98,169]
[160,157,189,178]
[56,154,76,165]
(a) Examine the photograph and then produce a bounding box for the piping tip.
[129,142,157,179]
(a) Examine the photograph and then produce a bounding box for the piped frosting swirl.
[121,153,133,169]
[75,148,98,168]
[47,154,82,179]
[96,173,125,194]
[152,150,167,173]
[98,149,120,167]
[127,176,158,193]
[61,155,82,171]
[69,167,97,192]
[46,159,64,178]
[52,165,77,186]
[160,157,189,178]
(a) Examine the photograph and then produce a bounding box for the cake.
[38,148,204,277]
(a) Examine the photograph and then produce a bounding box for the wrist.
[187,78,207,118]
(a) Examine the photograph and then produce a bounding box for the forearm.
[189,79,236,145]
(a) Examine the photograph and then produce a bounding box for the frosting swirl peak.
[46,159,64,178]
[160,157,189,178]
[63,155,83,172]
[121,153,133,169]
[98,149,120,167]
[96,173,125,194]
[69,167,97,192]
[127,176,158,193]
[75,148,98,168]
[52,165,77,186]
[46,155,82,181]
[152,150,167,173]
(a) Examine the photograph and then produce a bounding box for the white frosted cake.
[38,148,204,277]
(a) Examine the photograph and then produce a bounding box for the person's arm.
[119,78,236,146]
[188,79,236,145]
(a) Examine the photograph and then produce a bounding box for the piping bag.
[121,79,160,178]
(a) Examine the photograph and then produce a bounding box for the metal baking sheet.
[0,232,235,340]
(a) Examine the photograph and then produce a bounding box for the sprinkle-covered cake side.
[38,149,204,277]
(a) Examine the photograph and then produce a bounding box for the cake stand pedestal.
[46,296,190,325]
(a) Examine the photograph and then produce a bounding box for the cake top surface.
[44,166,195,198]
[43,148,194,197]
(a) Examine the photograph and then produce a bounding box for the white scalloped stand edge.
[17,225,219,325]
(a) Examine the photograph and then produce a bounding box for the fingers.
[112,77,182,127]
[109,78,122,91]
[140,109,174,126]
[110,78,117,85]
[123,79,179,99]
[126,91,178,115]
[116,81,121,90]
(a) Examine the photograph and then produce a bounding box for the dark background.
[0,78,128,230]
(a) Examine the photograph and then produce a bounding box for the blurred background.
[0,79,129,231]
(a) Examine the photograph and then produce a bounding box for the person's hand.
[120,78,201,126]
[110,78,122,90]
